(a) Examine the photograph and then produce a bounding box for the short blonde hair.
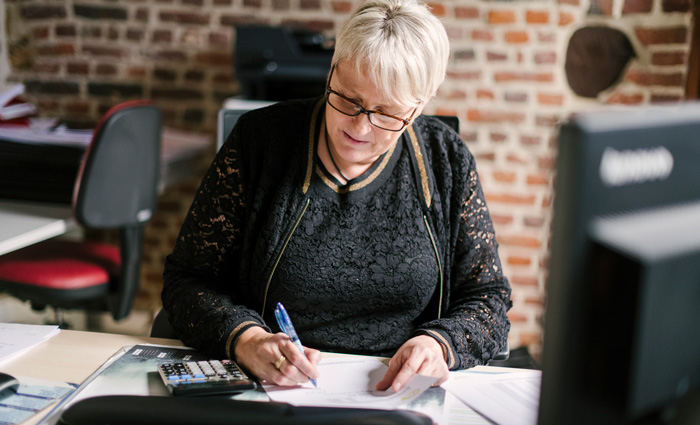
[332,0,450,108]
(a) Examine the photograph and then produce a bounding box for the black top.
[162,97,512,369]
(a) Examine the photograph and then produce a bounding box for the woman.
[162,0,512,392]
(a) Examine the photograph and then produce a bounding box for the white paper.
[441,368,542,425]
[0,323,60,365]
[263,356,436,409]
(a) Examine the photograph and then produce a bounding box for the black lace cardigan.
[162,97,512,370]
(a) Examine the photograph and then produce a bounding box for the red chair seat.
[0,240,121,290]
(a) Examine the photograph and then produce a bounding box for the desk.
[0,200,74,257]
[0,128,211,256]
[3,330,184,425]
[2,330,539,425]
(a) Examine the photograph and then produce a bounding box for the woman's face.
[324,62,420,172]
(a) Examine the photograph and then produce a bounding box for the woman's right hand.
[233,326,321,386]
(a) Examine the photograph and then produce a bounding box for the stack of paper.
[0,323,60,365]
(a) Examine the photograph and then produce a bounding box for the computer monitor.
[538,102,700,425]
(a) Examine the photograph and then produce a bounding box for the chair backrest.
[73,100,162,228]
[73,100,162,320]
[217,109,247,151]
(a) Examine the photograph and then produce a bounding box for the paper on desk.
[441,368,542,425]
[263,357,436,409]
[0,323,60,365]
[0,376,76,425]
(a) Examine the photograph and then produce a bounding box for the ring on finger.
[274,355,287,370]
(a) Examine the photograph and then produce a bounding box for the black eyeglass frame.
[325,65,417,132]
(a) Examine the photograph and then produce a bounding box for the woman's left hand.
[376,335,450,392]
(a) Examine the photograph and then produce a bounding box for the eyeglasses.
[325,66,416,132]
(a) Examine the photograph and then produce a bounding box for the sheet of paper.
[441,368,542,425]
[0,376,76,425]
[0,323,60,365]
[263,356,436,409]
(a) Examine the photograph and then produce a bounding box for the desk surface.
[0,129,211,257]
[3,330,184,425]
[0,200,74,257]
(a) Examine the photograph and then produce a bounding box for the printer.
[234,26,334,101]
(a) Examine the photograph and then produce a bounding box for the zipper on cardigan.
[261,198,311,318]
[423,215,444,319]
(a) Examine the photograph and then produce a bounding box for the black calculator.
[157,359,257,396]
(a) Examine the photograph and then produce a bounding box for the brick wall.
[2,0,694,358]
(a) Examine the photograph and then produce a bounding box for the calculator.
[157,359,257,396]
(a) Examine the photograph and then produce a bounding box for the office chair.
[0,100,161,326]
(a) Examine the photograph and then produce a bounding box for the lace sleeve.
[162,122,267,359]
[418,158,512,370]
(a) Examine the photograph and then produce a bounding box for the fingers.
[276,339,320,384]
[376,335,449,392]
[234,328,319,387]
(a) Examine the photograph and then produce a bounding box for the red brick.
[466,109,526,124]
[427,2,446,16]
[524,216,546,228]
[272,0,290,10]
[455,6,479,19]
[485,193,537,206]
[526,173,550,186]
[606,91,645,104]
[37,43,76,56]
[491,214,514,226]
[505,31,529,44]
[64,101,91,114]
[446,70,481,80]
[487,51,508,61]
[300,0,321,9]
[635,26,689,45]
[472,29,494,42]
[535,114,560,127]
[434,107,459,116]
[67,62,89,75]
[651,51,687,66]
[623,0,653,13]
[280,19,335,32]
[526,11,549,24]
[651,94,684,103]
[83,45,128,57]
[509,274,541,286]
[494,171,517,183]
[55,24,76,37]
[159,11,210,25]
[34,62,61,73]
[508,255,532,266]
[33,26,50,39]
[153,29,173,43]
[537,92,564,106]
[507,311,528,323]
[332,1,353,13]
[96,63,117,76]
[444,89,467,100]
[589,0,614,15]
[625,69,684,87]
[520,135,541,146]
[477,89,495,100]
[662,0,691,12]
[504,92,528,103]
[488,10,517,24]
[21,5,67,20]
[533,51,556,64]
[559,12,575,26]
[494,72,554,83]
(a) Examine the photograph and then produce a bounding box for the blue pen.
[274,302,318,388]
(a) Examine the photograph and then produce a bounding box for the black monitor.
[538,102,700,425]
